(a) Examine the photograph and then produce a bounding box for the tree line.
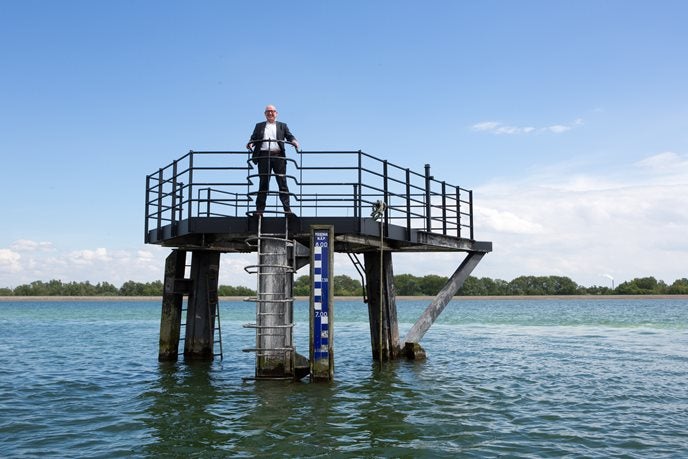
[0,279,254,297]
[2,275,686,297]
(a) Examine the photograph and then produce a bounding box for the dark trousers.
[255,153,290,211]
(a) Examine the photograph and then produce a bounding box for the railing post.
[469,189,474,240]
[383,160,389,237]
[358,151,363,234]
[187,151,194,221]
[299,148,303,216]
[405,168,411,241]
[206,188,211,217]
[171,160,178,236]
[177,182,184,223]
[441,181,447,236]
[144,174,151,242]
[353,184,359,219]
[157,169,163,233]
[424,164,431,232]
[456,187,461,238]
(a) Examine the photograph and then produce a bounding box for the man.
[246,105,300,215]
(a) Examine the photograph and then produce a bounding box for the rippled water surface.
[1,298,687,458]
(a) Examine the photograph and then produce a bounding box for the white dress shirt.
[261,122,279,151]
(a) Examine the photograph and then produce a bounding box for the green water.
[1,299,687,457]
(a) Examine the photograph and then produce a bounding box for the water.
[1,298,687,458]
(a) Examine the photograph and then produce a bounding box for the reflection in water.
[140,361,231,456]
[136,357,426,457]
[127,301,688,457]
[229,381,305,454]
[325,363,429,456]
[238,362,427,456]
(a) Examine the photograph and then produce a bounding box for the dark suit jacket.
[249,121,296,156]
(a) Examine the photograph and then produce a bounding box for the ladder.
[242,213,296,380]
[178,261,224,361]
[207,267,224,361]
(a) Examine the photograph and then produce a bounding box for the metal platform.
[145,149,492,255]
[151,147,493,367]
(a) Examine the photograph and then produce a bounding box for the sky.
[1,1,687,289]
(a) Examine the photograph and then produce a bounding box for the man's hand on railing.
[245,140,299,152]
[283,139,300,152]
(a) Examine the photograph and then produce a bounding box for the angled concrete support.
[402,251,485,353]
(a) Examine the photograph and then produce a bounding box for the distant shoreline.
[1,295,687,302]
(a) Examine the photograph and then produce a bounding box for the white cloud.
[0,244,170,288]
[633,151,688,182]
[477,207,544,234]
[471,118,583,135]
[0,241,262,289]
[471,121,536,135]
[136,250,155,261]
[471,151,688,286]
[546,124,571,133]
[0,249,22,273]
[70,248,112,265]
[10,240,54,252]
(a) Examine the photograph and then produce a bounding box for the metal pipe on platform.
[424,164,432,232]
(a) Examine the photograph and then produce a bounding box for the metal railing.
[145,148,474,241]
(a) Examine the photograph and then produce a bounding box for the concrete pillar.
[184,251,221,361]
[256,237,294,377]
[158,249,187,362]
[364,251,401,361]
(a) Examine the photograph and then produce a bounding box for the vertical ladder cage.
[242,213,296,380]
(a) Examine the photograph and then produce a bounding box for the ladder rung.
[243,323,294,329]
[242,346,294,352]
[247,302,293,306]
[245,299,294,305]
[247,234,295,241]
[248,294,292,298]
[244,269,295,275]
[244,264,294,270]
